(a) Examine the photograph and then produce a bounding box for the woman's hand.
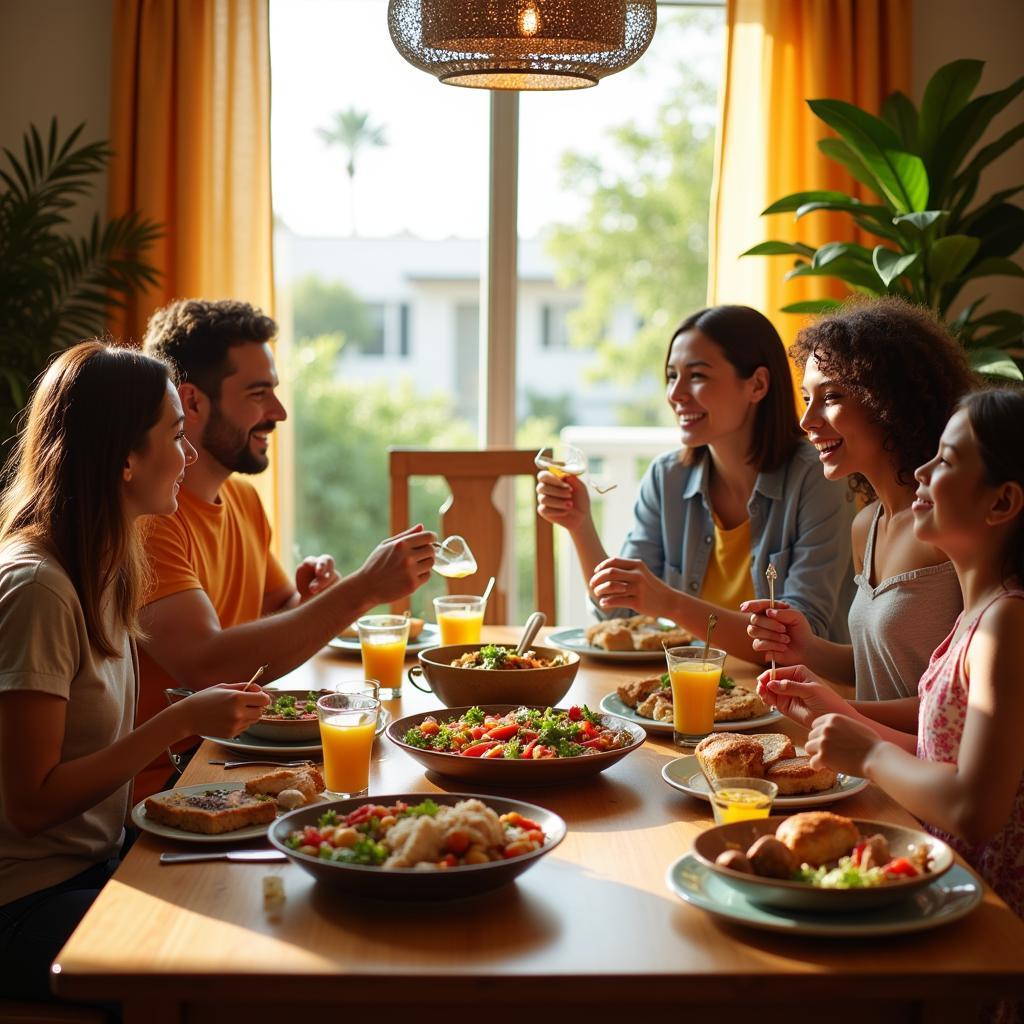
[177,682,270,739]
[805,713,880,776]
[741,599,814,663]
[755,665,851,729]
[536,470,591,533]
[589,556,675,616]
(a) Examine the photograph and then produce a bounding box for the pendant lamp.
[388,1,658,91]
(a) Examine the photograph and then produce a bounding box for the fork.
[208,758,316,769]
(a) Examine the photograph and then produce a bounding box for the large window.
[270,1,724,620]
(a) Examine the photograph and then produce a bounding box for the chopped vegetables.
[450,646,570,670]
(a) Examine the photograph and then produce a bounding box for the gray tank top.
[848,505,963,701]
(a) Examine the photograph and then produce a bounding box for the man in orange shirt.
[134,299,435,799]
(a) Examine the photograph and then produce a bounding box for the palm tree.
[317,108,387,236]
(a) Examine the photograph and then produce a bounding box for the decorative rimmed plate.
[131,782,281,844]
[661,754,869,808]
[386,703,646,784]
[546,627,668,662]
[599,692,783,733]
[667,854,980,935]
[691,817,955,912]
[327,624,440,656]
[203,708,390,756]
[269,792,567,899]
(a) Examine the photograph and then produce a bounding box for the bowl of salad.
[268,792,567,899]
[386,703,645,784]
[408,643,580,709]
[244,689,328,742]
[692,813,956,912]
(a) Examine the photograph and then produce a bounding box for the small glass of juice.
[665,644,726,747]
[316,693,381,799]
[434,594,486,646]
[356,614,410,699]
[709,777,778,825]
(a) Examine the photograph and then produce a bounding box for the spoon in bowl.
[515,612,547,656]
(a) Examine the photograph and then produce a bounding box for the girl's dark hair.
[960,388,1024,586]
[667,305,802,472]
[0,341,172,656]
[791,296,976,500]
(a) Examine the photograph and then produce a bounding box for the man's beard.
[202,407,273,475]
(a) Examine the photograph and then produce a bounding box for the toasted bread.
[748,733,796,768]
[695,733,765,781]
[144,788,276,835]
[775,811,858,866]
[246,766,325,804]
[616,675,666,708]
[636,692,673,722]
[714,685,769,722]
[767,756,837,795]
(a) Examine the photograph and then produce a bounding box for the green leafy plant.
[744,59,1024,379]
[0,119,161,438]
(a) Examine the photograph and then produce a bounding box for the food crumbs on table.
[262,875,285,909]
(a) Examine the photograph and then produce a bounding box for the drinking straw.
[765,563,778,682]
[702,613,717,669]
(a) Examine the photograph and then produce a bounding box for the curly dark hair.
[790,297,976,500]
[142,298,277,399]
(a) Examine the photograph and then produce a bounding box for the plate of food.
[662,734,868,808]
[203,707,390,756]
[131,767,329,843]
[386,703,645,784]
[327,618,439,655]
[666,855,981,937]
[688,812,957,912]
[269,792,567,899]
[548,616,692,661]
[600,673,782,733]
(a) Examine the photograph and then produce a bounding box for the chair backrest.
[388,448,555,624]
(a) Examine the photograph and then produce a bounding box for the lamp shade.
[388,0,658,91]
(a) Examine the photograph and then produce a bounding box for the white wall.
[0,0,114,233]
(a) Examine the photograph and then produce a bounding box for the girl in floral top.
[756,389,1024,922]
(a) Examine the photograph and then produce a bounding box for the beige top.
[0,543,137,905]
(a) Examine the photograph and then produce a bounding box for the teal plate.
[666,854,982,937]
[547,627,667,662]
[600,692,782,733]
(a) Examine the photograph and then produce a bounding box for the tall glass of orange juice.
[665,645,726,747]
[356,615,410,699]
[433,595,486,645]
[316,693,380,798]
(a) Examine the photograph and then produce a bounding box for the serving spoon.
[515,611,547,655]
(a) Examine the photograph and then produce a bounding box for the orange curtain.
[708,0,912,357]
[107,0,278,529]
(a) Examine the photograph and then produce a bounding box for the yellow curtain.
[708,0,912,359]
[107,0,279,532]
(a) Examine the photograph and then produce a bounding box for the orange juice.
[319,713,377,795]
[669,661,721,737]
[360,637,407,690]
[711,787,773,824]
[437,609,484,644]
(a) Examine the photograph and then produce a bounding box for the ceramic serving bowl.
[268,792,566,899]
[408,644,580,708]
[691,816,955,912]
[244,689,331,742]
[387,703,645,785]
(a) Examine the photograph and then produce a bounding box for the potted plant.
[744,59,1023,379]
[0,119,160,441]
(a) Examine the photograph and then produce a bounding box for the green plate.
[666,854,981,937]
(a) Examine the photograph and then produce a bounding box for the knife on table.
[159,850,288,864]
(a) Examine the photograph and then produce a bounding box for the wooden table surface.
[53,629,1024,1023]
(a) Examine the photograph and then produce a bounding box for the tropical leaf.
[961,257,1024,281]
[967,347,1024,380]
[873,246,920,287]
[970,203,1024,261]
[954,122,1024,194]
[740,240,817,257]
[817,138,885,196]
[786,256,884,294]
[808,99,929,213]
[919,59,985,160]
[927,235,981,289]
[761,190,854,215]
[881,91,920,152]
[779,299,844,315]
[892,210,947,232]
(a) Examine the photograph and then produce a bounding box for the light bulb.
[519,4,540,36]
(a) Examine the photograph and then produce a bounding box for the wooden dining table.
[53,628,1024,1023]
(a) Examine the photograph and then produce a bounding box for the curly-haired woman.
[744,297,976,710]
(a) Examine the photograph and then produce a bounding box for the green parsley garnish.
[463,706,486,725]
[479,644,509,669]
[403,726,431,749]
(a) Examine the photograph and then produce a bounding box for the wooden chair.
[389,449,555,624]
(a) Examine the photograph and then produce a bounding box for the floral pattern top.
[917,589,1024,919]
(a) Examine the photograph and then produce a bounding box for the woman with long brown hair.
[0,341,270,1004]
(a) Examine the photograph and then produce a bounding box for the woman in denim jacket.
[537,305,856,659]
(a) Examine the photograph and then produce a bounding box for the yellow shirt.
[700,516,756,610]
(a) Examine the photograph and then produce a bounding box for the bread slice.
[695,733,765,781]
[246,766,325,804]
[616,675,665,708]
[748,733,796,769]
[714,686,769,721]
[767,755,837,795]
[776,811,858,866]
[144,788,276,835]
